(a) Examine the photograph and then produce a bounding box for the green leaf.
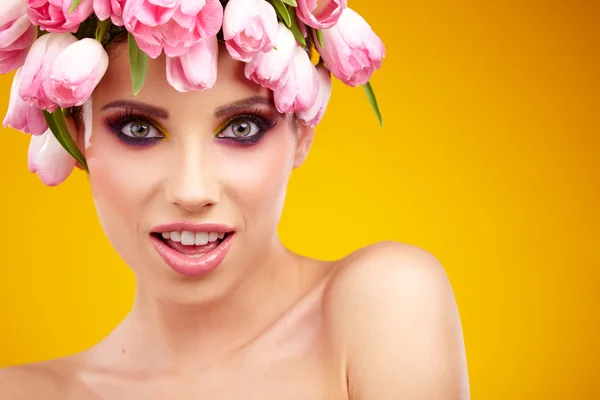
[43,109,89,172]
[288,9,306,47]
[271,0,292,27]
[95,19,112,43]
[281,0,297,6]
[128,33,149,96]
[316,29,324,48]
[42,111,59,139]
[69,0,81,14]
[362,82,383,128]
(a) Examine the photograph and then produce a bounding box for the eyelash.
[104,109,161,147]
[103,109,277,147]
[215,109,277,145]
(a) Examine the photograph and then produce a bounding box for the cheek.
[218,130,296,224]
[85,126,163,240]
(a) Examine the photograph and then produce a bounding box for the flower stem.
[95,19,112,44]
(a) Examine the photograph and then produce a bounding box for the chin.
[131,245,243,306]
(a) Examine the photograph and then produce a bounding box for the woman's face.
[80,42,312,304]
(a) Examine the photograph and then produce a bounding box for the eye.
[218,118,262,139]
[120,119,164,139]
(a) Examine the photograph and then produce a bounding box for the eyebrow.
[101,100,169,119]
[100,95,273,120]
[214,96,273,118]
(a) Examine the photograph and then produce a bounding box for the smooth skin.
[0,42,470,399]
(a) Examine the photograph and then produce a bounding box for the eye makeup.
[102,106,279,148]
[104,109,168,148]
[214,109,278,146]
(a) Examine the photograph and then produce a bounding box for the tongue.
[165,239,219,255]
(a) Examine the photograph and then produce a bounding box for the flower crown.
[1,0,385,186]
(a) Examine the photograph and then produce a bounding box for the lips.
[150,223,235,276]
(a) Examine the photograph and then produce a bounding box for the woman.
[0,0,469,398]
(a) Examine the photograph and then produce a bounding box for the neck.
[96,238,305,371]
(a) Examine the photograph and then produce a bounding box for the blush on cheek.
[218,128,296,227]
[87,159,136,267]
[89,156,159,223]
[85,132,166,268]
[88,157,138,249]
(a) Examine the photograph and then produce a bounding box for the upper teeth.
[161,231,225,245]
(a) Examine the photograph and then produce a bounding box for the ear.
[63,111,86,171]
[293,120,314,168]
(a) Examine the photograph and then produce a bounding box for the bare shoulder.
[328,240,449,286]
[0,359,72,399]
[323,241,453,311]
[323,241,470,399]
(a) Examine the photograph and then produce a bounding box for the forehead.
[93,41,270,111]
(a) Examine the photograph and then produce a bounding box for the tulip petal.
[3,67,48,135]
[49,38,109,107]
[27,0,94,33]
[317,7,385,87]
[166,36,218,92]
[274,46,319,114]
[30,129,76,186]
[0,15,32,49]
[0,47,29,74]
[295,0,346,29]
[18,33,77,111]
[0,0,28,28]
[123,0,223,59]
[244,23,296,90]
[298,66,332,127]
[28,131,47,173]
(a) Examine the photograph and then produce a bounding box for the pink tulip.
[28,128,76,186]
[0,0,37,74]
[50,38,109,108]
[244,23,296,91]
[27,130,46,172]
[273,47,319,114]
[315,7,385,87]
[0,0,28,28]
[27,0,94,33]
[223,0,278,62]
[18,32,78,112]
[166,36,218,92]
[296,0,346,29]
[3,68,48,135]
[0,22,36,53]
[297,66,332,127]
[93,0,126,26]
[0,1,33,50]
[0,48,32,74]
[123,0,223,59]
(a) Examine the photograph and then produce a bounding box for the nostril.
[165,182,220,211]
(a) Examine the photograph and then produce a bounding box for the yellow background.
[0,1,598,398]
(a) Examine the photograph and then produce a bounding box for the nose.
[165,143,220,212]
